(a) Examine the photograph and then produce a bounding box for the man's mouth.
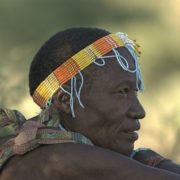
[125,131,139,141]
[123,122,140,141]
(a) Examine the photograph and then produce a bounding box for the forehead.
[86,47,137,90]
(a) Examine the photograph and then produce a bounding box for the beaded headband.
[33,32,142,109]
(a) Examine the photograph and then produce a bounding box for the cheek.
[87,93,132,118]
[103,95,130,117]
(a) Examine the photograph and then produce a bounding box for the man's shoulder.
[2,142,120,174]
[1,143,108,180]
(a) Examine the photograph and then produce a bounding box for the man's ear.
[53,86,70,114]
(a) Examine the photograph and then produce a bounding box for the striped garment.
[0,107,93,170]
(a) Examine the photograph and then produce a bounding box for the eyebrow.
[114,80,137,89]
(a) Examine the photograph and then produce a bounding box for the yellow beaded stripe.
[33,33,140,108]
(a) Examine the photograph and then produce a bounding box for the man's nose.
[127,98,146,120]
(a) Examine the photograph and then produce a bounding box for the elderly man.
[0,27,180,179]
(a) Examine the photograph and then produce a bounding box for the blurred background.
[0,0,180,162]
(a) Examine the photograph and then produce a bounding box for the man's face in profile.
[71,47,146,155]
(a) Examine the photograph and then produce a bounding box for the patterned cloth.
[0,107,93,170]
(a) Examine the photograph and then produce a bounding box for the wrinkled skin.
[60,47,145,156]
[1,48,180,179]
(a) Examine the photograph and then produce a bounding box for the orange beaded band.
[33,33,140,108]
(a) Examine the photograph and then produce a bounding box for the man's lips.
[122,121,141,141]
[124,131,139,141]
[124,121,140,132]
[123,124,140,133]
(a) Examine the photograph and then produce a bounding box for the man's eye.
[118,87,129,94]
[117,88,138,96]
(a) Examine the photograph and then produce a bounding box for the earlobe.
[53,88,70,114]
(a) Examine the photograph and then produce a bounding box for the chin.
[119,148,133,156]
[111,142,134,156]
